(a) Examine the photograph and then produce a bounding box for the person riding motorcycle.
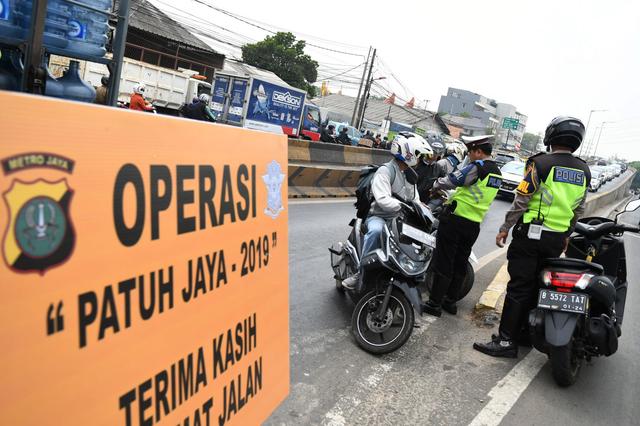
[474,116,591,358]
[337,127,351,145]
[320,125,337,143]
[416,139,466,206]
[182,93,217,122]
[342,133,432,289]
[129,84,155,112]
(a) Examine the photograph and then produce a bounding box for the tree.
[521,132,542,153]
[242,32,319,97]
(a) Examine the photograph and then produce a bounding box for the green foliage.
[521,132,542,153]
[459,112,471,118]
[242,32,319,97]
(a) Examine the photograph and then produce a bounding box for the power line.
[190,0,367,57]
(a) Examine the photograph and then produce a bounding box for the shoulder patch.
[487,175,503,189]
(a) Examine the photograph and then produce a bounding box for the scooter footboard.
[544,311,579,347]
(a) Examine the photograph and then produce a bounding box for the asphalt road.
[266,178,637,425]
[501,202,640,426]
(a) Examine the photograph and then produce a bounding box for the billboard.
[244,78,306,137]
[0,92,289,425]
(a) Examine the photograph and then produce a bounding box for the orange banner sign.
[0,92,289,425]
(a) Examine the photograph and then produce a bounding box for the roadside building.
[437,87,527,149]
[315,93,450,136]
[113,0,224,81]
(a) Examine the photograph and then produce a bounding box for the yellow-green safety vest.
[449,172,503,223]
[523,165,587,232]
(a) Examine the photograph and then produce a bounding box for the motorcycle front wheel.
[550,341,582,387]
[351,288,414,354]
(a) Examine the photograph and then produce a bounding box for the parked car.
[589,167,603,192]
[611,163,622,176]
[494,151,517,168]
[498,160,525,199]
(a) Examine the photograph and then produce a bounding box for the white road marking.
[322,316,436,426]
[468,350,548,426]
[474,247,507,271]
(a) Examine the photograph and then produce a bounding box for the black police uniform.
[498,152,591,342]
[427,159,502,310]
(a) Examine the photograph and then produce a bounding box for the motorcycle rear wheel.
[550,342,582,387]
[351,288,414,354]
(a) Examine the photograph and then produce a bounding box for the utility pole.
[355,48,376,130]
[579,109,607,157]
[351,46,371,126]
[593,121,615,158]
[585,126,600,158]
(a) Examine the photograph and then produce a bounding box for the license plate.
[401,224,435,247]
[538,289,588,314]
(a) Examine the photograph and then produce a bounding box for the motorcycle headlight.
[398,253,419,272]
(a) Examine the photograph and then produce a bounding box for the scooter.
[330,200,436,354]
[330,198,477,354]
[528,198,640,386]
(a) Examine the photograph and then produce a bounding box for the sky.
[152,0,640,161]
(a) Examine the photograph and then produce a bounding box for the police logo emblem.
[262,160,286,219]
[2,153,75,274]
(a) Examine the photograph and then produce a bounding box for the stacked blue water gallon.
[0,0,111,100]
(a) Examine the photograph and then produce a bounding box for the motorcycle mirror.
[615,198,640,223]
[624,199,640,213]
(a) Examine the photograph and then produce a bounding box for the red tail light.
[542,271,593,289]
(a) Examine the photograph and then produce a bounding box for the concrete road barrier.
[288,139,391,198]
[584,170,636,216]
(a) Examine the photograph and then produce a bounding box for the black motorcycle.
[330,200,436,353]
[330,197,477,353]
[529,199,640,386]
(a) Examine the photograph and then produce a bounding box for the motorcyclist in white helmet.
[129,83,155,112]
[416,134,449,202]
[342,132,431,289]
[180,93,217,122]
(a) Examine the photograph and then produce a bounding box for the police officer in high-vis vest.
[423,135,503,317]
[474,116,591,358]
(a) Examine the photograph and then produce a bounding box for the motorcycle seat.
[543,257,604,275]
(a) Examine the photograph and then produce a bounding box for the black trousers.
[498,223,565,340]
[430,213,480,304]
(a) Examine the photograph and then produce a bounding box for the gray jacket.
[369,160,420,219]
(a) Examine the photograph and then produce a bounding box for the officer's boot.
[473,296,524,358]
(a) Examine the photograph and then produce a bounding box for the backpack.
[354,163,396,219]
